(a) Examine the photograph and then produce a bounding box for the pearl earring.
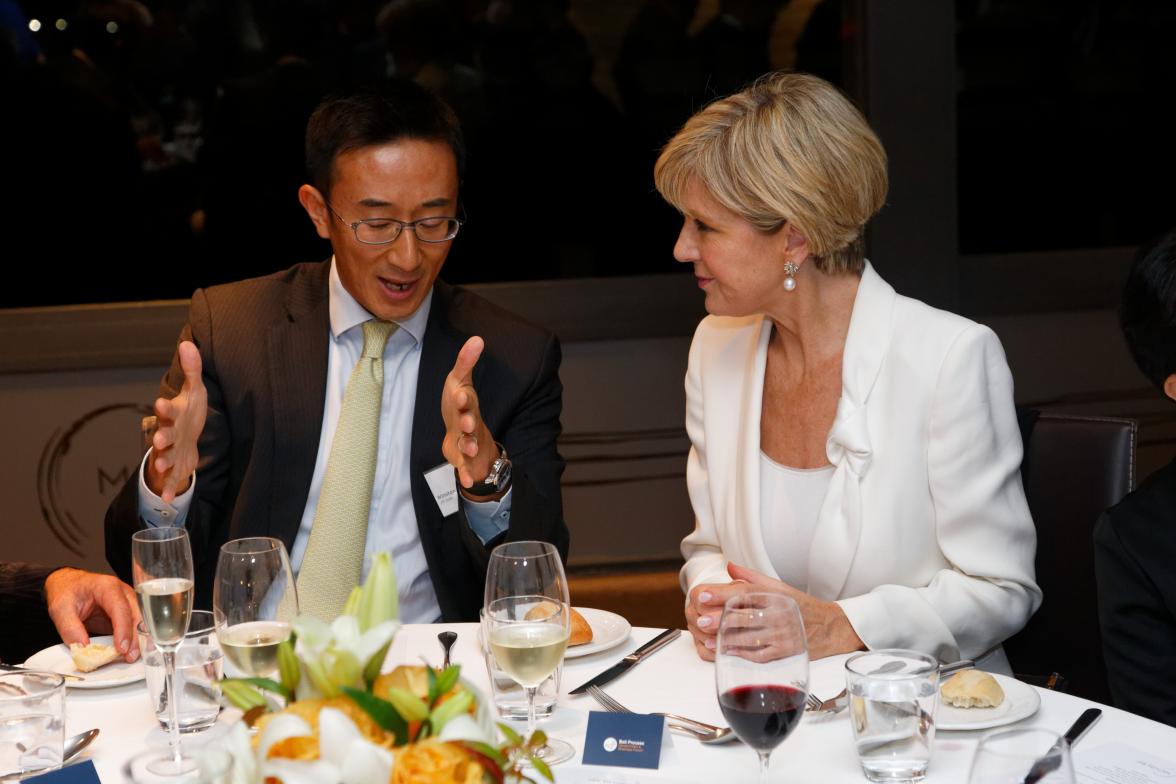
[783,262,798,292]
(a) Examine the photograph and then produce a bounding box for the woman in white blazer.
[654,72,1041,671]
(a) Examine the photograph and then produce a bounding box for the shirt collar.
[328,256,432,346]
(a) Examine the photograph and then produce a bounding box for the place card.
[582,710,665,770]
[1075,742,1176,783]
[24,761,101,783]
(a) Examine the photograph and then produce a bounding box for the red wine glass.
[715,592,809,782]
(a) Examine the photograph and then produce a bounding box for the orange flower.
[391,740,484,784]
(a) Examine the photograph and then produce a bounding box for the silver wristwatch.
[465,442,512,496]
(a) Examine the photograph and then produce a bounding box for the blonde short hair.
[654,72,888,274]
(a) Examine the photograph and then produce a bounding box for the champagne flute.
[131,527,196,775]
[484,540,575,765]
[715,592,808,783]
[213,537,298,679]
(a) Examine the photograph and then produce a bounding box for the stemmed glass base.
[144,754,200,777]
[531,738,575,766]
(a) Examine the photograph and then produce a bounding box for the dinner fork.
[586,684,735,743]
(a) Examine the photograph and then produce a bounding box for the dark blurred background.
[0,0,1173,307]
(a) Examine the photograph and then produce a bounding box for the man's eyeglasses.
[325,202,462,245]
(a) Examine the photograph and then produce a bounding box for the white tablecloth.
[64,623,1176,783]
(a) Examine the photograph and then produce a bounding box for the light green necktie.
[298,319,399,621]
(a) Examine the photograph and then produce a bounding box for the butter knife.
[0,662,84,682]
[1021,707,1101,784]
[569,629,681,695]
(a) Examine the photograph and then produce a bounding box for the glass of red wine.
[715,592,808,782]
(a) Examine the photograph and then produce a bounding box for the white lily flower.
[257,714,314,760]
[437,713,493,744]
[291,616,333,655]
[221,722,259,784]
[339,741,394,784]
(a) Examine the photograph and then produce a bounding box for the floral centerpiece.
[218,553,555,784]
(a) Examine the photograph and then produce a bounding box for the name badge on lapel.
[424,463,460,516]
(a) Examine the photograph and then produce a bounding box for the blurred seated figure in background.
[1094,227,1176,727]
[656,72,1041,670]
[0,563,140,664]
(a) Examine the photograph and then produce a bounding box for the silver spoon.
[63,728,100,764]
[671,720,736,744]
[437,631,457,669]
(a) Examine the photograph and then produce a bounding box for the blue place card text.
[582,710,665,770]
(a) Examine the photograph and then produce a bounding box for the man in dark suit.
[105,80,568,622]
[0,564,140,664]
[1094,227,1176,727]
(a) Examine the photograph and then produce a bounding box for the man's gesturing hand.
[146,340,207,503]
[441,336,499,493]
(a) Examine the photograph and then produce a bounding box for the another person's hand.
[147,340,207,503]
[441,336,500,496]
[44,568,141,662]
[686,562,864,661]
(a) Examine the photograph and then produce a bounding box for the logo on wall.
[38,403,153,557]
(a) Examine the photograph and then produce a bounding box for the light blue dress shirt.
[138,258,511,622]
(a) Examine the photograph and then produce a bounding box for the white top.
[760,452,835,588]
[137,258,511,623]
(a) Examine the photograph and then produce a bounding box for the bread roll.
[940,669,1004,708]
[524,602,594,646]
[69,642,120,672]
[568,607,593,646]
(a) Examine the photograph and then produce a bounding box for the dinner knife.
[569,628,681,695]
[0,662,84,681]
[1021,707,1102,784]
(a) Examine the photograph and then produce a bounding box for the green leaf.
[529,754,554,782]
[235,677,292,702]
[426,664,439,703]
[363,638,393,689]
[427,689,473,732]
[277,639,300,692]
[340,687,409,745]
[220,680,268,711]
[433,664,461,698]
[527,729,548,750]
[496,721,523,746]
[383,686,429,722]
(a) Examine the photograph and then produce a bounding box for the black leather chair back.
[1004,412,1136,704]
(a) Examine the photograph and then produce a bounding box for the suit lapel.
[411,282,467,484]
[410,282,474,617]
[807,262,896,599]
[736,317,775,577]
[266,262,331,551]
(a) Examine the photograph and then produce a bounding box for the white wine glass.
[131,526,196,776]
[213,537,298,680]
[715,592,809,783]
[484,540,574,765]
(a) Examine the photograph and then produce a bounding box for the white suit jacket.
[680,263,1042,666]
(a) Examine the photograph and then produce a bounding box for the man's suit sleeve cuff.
[463,487,512,544]
[137,450,195,527]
